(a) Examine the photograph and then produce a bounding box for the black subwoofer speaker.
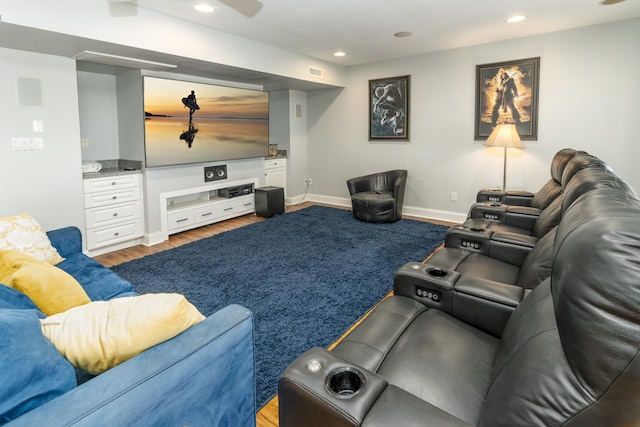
[204,165,227,182]
[255,186,285,218]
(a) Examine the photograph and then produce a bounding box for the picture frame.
[369,75,410,140]
[475,57,540,140]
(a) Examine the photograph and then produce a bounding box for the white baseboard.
[289,193,466,224]
[145,231,165,247]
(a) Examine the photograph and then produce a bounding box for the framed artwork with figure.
[369,75,410,140]
[475,57,540,140]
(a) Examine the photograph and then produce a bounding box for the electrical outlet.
[450,192,458,202]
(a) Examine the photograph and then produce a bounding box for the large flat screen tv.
[143,76,269,168]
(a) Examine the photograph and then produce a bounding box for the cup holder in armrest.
[326,367,365,399]
[470,227,486,232]
[427,267,448,278]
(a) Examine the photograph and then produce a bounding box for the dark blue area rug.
[111,205,447,408]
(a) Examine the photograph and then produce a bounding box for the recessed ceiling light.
[193,4,215,13]
[394,31,412,38]
[506,15,526,23]
[333,51,346,57]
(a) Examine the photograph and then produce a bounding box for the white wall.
[306,19,640,221]
[0,48,85,231]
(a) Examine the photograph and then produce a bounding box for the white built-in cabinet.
[264,158,287,196]
[159,178,259,241]
[83,174,144,253]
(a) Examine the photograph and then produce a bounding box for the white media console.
[159,177,259,241]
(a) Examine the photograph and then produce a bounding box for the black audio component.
[218,183,254,198]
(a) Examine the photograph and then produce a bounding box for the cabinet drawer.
[194,205,217,224]
[218,199,238,217]
[84,174,140,193]
[237,197,255,213]
[86,201,141,229]
[264,158,286,169]
[84,187,140,208]
[86,220,142,249]
[168,210,195,230]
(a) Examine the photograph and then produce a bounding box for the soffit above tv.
[0,22,342,91]
[72,51,178,71]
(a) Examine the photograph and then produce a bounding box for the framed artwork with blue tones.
[369,75,410,140]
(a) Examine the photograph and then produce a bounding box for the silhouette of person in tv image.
[181,90,200,122]
[179,122,199,148]
[491,70,521,127]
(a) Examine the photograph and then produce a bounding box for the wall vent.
[308,66,324,78]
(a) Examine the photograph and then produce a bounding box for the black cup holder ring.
[470,227,486,232]
[427,267,449,278]
[326,367,366,399]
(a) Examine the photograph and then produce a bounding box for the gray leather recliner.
[279,156,640,427]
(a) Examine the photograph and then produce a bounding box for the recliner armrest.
[444,224,494,255]
[488,232,537,266]
[394,262,461,312]
[504,206,540,231]
[452,276,526,337]
[279,348,471,427]
[468,202,508,223]
[279,347,388,427]
[476,189,534,206]
[504,190,535,206]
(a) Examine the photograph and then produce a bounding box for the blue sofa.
[2,227,256,426]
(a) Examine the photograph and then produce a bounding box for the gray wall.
[306,19,640,221]
[2,18,639,237]
[0,48,85,231]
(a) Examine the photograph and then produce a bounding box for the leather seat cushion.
[333,297,498,425]
[428,249,520,284]
[376,305,498,425]
[351,191,396,221]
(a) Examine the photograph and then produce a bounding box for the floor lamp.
[484,123,524,191]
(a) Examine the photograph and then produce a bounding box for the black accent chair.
[347,170,407,222]
[279,155,640,427]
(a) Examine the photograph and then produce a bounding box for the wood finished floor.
[93,202,453,426]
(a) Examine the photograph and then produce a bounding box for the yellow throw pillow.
[0,250,90,316]
[40,293,206,375]
[0,213,64,265]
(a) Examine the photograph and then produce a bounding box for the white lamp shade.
[484,123,524,149]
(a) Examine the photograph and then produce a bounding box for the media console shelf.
[159,178,259,241]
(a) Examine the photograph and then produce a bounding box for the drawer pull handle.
[113,213,118,217]
[176,218,189,223]
[201,212,212,217]
[224,207,233,211]
[114,232,119,236]
[112,196,117,200]
[111,182,116,186]
[243,203,252,207]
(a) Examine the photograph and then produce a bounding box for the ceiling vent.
[308,66,324,78]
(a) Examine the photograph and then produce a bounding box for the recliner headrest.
[561,153,609,188]
[561,167,637,213]
[550,149,581,183]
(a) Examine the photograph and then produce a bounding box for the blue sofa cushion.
[56,254,137,301]
[0,283,45,318]
[0,309,76,424]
